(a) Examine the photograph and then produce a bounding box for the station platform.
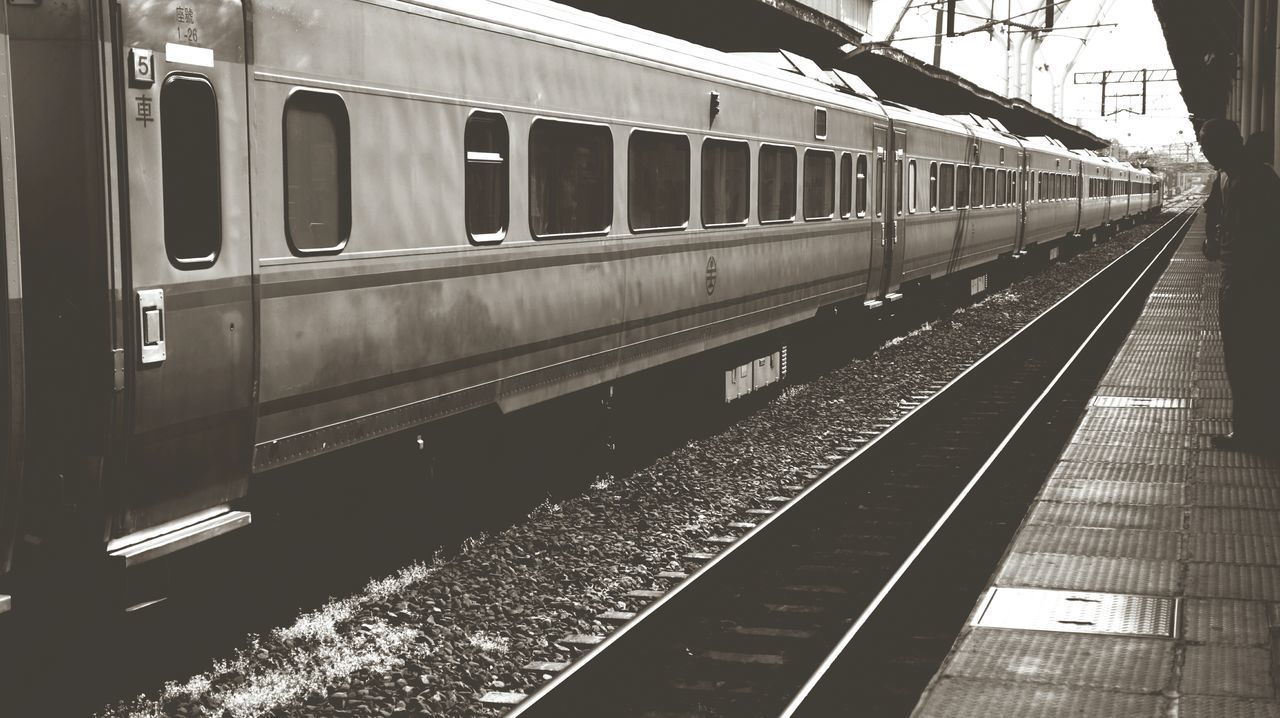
[911,214,1280,718]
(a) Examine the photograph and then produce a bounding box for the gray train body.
[0,0,1159,606]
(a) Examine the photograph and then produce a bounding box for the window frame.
[894,157,904,216]
[802,148,836,221]
[528,117,614,240]
[839,152,853,220]
[955,163,970,209]
[855,153,869,219]
[627,128,691,234]
[464,109,510,245]
[928,161,938,212]
[162,72,223,269]
[701,137,751,229]
[283,87,352,257]
[906,159,918,214]
[758,142,798,224]
[939,162,955,211]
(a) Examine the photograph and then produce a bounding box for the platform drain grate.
[973,587,1178,637]
[1091,395,1188,409]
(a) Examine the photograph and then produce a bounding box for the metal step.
[107,506,251,568]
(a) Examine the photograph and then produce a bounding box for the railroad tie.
[521,661,569,673]
[597,610,635,622]
[478,691,527,706]
[559,634,605,648]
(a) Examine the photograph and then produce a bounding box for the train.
[0,0,1159,615]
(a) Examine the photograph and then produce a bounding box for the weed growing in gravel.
[590,475,614,491]
[468,631,512,653]
[118,561,437,718]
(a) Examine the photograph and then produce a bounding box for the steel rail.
[503,207,1197,718]
[779,206,1198,717]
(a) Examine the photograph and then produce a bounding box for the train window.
[971,166,984,207]
[1009,171,1017,204]
[530,119,612,238]
[939,163,954,210]
[162,74,222,267]
[955,164,970,208]
[803,149,835,221]
[629,130,690,232]
[874,155,884,218]
[996,169,1007,205]
[856,154,868,218]
[928,162,938,211]
[907,160,918,214]
[895,158,904,216]
[984,168,996,207]
[465,112,509,243]
[702,138,750,227]
[284,89,351,255]
[840,153,853,219]
[759,144,797,223]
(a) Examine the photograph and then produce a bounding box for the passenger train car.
[0,0,1159,613]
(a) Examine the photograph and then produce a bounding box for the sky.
[867,0,1195,152]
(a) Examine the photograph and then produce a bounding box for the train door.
[885,128,907,296]
[0,3,18,584]
[1015,150,1028,253]
[866,124,892,299]
[112,2,254,538]
[1073,164,1084,232]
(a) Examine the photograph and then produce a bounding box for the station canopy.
[1150,0,1236,128]
[556,0,1109,149]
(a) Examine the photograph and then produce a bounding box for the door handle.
[138,288,166,366]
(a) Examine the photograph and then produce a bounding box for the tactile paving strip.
[916,677,1165,718]
[1041,480,1183,506]
[945,629,1172,691]
[1091,396,1189,408]
[1182,599,1272,645]
[1192,508,1280,536]
[1058,444,1190,465]
[1051,462,1189,484]
[1012,526,1180,561]
[1068,430,1189,448]
[973,587,1178,638]
[1028,502,1183,531]
[1178,695,1280,718]
[1190,534,1280,566]
[1190,485,1280,510]
[1183,644,1275,697]
[1186,563,1280,601]
[997,554,1179,595]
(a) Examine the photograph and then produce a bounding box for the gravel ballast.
[105,219,1174,718]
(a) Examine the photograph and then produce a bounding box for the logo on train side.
[706,256,718,296]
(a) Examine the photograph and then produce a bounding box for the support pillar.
[1262,0,1275,140]
[1243,0,1255,137]
[1274,0,1280,165]
[1253,0,1268,134]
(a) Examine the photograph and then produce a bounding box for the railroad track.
[495,208,1199,718]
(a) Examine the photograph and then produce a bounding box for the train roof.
[440,0,887,116]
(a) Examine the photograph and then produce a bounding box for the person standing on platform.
[1197,118,1280,453]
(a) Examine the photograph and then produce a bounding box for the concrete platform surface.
[911,215,1280,718]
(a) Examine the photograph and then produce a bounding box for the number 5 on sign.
[129,48,154,88]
